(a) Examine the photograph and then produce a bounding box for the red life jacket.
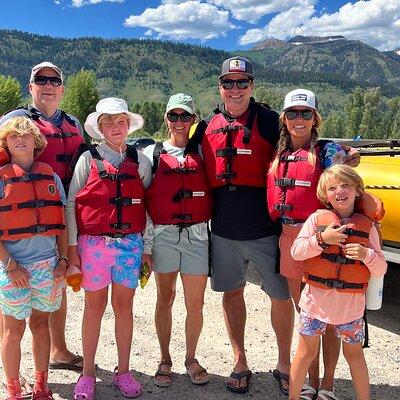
[145,143,212,225]
[25,107,84,187]
[303,210,372,293]
[75,146,146,237]
[0,162,65,240]
[267,145,324,223]
[202,108,275,188]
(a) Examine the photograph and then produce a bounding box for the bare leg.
[287,278,302,313]
[223,287,249,390]
[154,271,178,385]
[49,289,80,364]
[320,326,340,391]
[111,283,136,374]
[1,314,25,379]
[289,334,320,399]
[271,297,293,381]
[181,273,208,382]
[81,288,108,376]
[342,342,369,400]
[29,310,52,373]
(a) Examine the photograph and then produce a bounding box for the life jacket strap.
[110,222,131,230]
[274,204,293,212]
[172,213,193,221]
[164,167,196,174]
[56,154,73,163]
[3,173,54,185]
[280,155,308,162]
[0,223,65,236]
[307,274,365,290]
[321,253,357,265]
[44,132,79,139]
[279,217,306,225]
[216,172,237,181]
[109,197,140,206]
[216,147,237,157]
[17,200,63,209]
[211,124,241,134]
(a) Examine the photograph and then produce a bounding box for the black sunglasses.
[33,75,63,87]
[166,112,193,122]
[219,79,252,90]
[285,110,314,121]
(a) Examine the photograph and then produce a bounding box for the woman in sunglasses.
[267,88,359,400]
[143,93,212,388]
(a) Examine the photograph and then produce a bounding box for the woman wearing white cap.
[267,89,359,400]
[142,93,211,387]
[66,98,152,399]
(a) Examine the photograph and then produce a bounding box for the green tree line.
[1,71,399,139]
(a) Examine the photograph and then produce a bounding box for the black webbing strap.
[307,274,364,290]
[44,132,79,139]
[152,142,165,174]
[362,309,370,348]
[56,154,73,162]
[3,173,54,186]
[321,253,357,265]
[0,224,65,236]
[17,200,63,209]
[172,190,193,203]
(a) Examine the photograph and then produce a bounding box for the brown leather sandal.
[184,358,209,385]
[154,360,173,388]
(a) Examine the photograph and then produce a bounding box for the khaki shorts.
[210,233,290,300]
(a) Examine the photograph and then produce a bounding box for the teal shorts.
[0,257,63,320]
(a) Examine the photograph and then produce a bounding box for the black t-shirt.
[188,98,281,240]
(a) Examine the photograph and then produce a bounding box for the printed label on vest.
[131,199,142,204]
[236,149,252,155]
[294,180,311,187]
[192,191,205,197]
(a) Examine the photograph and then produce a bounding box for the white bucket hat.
[84,97,144,140]
[283,88,318,112]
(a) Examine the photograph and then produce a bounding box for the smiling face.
[29,67,64,117]
[283,106,315,149]
[218,73,254,117]
[325,178,359,218]
[98,113,130,149]
[165,107,195,144]
[6,131,36,159]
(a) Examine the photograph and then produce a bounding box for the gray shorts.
[211,233,290,300]
[152,225,209,275]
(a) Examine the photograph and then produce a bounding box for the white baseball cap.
[30,61,63,83]
[283,88,318,111]
[84,97,144,140]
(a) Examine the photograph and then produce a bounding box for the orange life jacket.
[75,146,146,237]
[303,210,372,293]
[0,162,65,240]
[145,143,212,225]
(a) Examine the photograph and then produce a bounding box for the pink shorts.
[78,234,143,291]
[279,224,305,280]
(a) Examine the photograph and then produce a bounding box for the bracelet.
[58,256,68,263]
[6,265,19,274]
[316,231,328,249]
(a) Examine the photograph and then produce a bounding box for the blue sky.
[0,0,398,51]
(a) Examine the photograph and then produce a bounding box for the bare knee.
[157,286,176,309]
[3,321,25,343]
[85,295,107,318]
[29,312,50,335]
[343,343,365,365]
[223,287,244,303]
[185,297,204,317]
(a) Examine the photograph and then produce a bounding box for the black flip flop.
[272,369,289,396]
[226,370,252,394]
[49,355,83,372]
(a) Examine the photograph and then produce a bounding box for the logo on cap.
[291,94,307,102]
[229,59,246,73]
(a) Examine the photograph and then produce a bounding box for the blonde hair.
[317,164,365,208]
[97,113,130,133]
[269,109,322,175]
[0,116,47,157]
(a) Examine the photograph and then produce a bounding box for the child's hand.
[68,245,81,270]
[343,243,367,261]
[141,253,153,277]
[321,222,349,246]
[8,264,29,288]
[54,259,67,281]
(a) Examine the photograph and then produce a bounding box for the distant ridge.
[287,35,346,45]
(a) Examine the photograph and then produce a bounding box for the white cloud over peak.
[239,0,400,51]
[71,0,123,7]
[124,1,236,41]
[209,0,314,24]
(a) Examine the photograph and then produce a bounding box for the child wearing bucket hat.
[66,98,152,399]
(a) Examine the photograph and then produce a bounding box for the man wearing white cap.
[0,61,85,371]
[186,56,293,394]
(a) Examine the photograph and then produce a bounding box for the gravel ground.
[4,265,400,399]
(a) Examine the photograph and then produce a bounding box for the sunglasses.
[33,75,63,86]
[285,110,314,121]
[219,79,252,90]
[166,112,193,122]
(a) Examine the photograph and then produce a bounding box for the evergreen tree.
[0,75,22,115]
[359,88,382,139]
[321,112,346,138]
[61,70,99,141]
[345,88,364,138]
[253,86,283,111]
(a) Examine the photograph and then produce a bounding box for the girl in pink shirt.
[289,165,387,400]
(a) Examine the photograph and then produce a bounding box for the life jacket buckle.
[216,172,237,180]
[173,190,193,203]
[274,204,293,212]
[173,213,192,221]
[324,279,345,289]
[275,178,295,187]
[216,148,237,157]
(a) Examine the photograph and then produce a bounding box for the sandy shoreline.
[4,265,400,399]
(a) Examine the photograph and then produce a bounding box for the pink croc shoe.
[113,367,142,398]
[73,375,96,400]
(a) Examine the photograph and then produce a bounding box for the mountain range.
[0,29,399,114]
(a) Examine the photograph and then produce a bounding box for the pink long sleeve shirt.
[291,210,387,325]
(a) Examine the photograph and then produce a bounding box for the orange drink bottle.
[65,264,83,292]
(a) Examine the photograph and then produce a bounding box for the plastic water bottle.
[65,264,82,292]
[323,142,347,168]
[366,275,384,310]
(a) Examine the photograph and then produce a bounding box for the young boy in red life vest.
[289,165,387,400]
[0,117,68,400]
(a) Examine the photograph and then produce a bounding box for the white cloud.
[209,0,314,24]
[71,0,124,7]
[239,0,400,51]
[124,1,236,41]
